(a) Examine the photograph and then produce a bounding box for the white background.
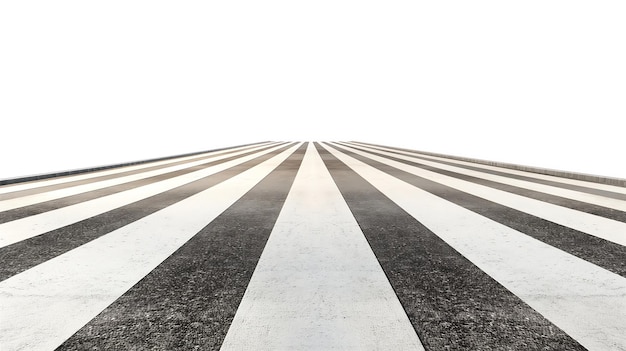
[2,1,625,180]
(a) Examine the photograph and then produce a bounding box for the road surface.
[1,141,625,350]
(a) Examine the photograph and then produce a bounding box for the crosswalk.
[1,141,625,350]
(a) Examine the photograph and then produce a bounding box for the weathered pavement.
[1,141,625,350]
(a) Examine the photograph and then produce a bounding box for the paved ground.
[1,141,625,350]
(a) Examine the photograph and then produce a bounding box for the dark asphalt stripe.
[326,143,626,278]
[0,143,297,282]
[0,142,277,201]
[347,141,626,201]
[0,143,287,224]
[352,141,626,188]
[315,143,586,351]
[55,143,307,351]
[0,141,271,186]
[340,142,626,224]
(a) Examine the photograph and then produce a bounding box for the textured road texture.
[1,141,625,351]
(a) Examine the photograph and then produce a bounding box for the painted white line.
[0,142,279,212]
[334,143,626,247]
[0,142,275,196]
[346,142,626,212]
[0,143,289,249]
[348,141,626,195]
[323,143,626,351]
[0,143,301,351]
[221,143,423,351]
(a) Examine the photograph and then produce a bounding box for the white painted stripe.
[0,142,275,196]
[0,142,279,212]
[0,143,289,249]
[323,143,626,351]
[334,143,626,247]
[345,142,626,212]
[349,141,626,195]
[0,143,301,351]
[221,143,423,351]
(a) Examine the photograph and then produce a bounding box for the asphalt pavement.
[1,141,625,350]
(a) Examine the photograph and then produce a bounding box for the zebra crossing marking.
[323,142,626,351]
